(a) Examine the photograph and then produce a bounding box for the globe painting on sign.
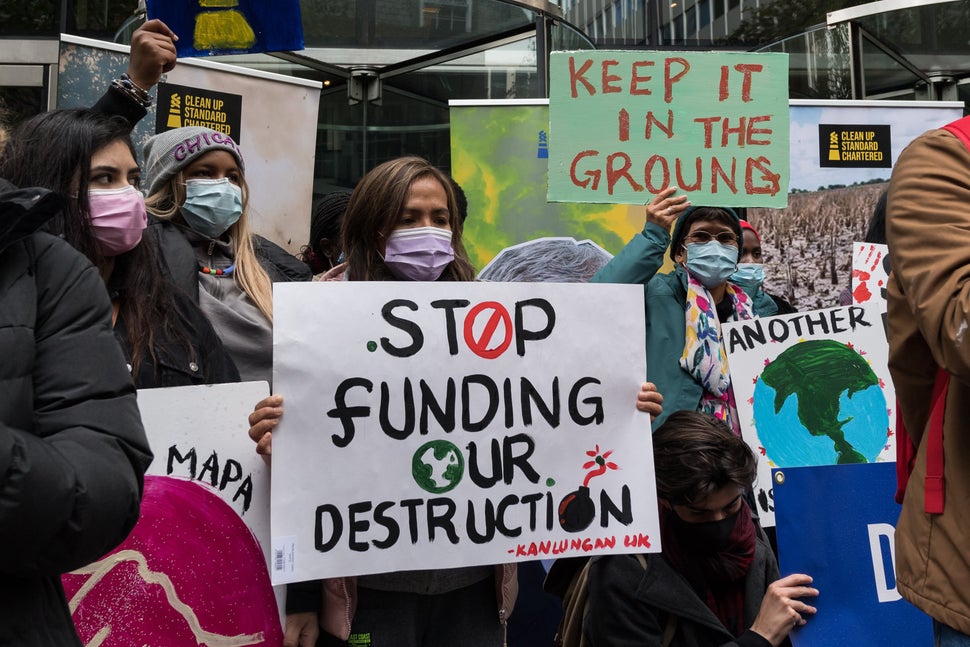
[413,440,466,494]
[722,304,895,527]
[754,339,888,466]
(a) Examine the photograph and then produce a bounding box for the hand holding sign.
[635,382,664,421]
[751,573,819,646]
[645,186,690,230]
[248,394,283,457]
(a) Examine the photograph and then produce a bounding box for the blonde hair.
[146,170,275,322]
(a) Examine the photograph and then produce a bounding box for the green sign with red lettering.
[548,50,790,207]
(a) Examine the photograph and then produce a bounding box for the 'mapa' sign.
[548,50,790,207]
[271,282,659,583]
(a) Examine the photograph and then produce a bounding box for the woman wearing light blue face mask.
[733,220,796,316]
[591,188,779,433]
[142,126,311,383]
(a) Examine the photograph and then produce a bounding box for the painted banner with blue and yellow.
[146,0,303,57]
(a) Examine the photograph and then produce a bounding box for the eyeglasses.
[685,231,738,246]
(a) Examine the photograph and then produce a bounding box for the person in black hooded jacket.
[584,412,817,647]
[0,179,152,645]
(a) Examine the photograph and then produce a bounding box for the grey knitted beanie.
[142,126,245,198]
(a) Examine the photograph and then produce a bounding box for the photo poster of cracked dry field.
[746,103,962,311]
[270,281,660,583]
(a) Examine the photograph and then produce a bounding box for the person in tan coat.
[887,116,970,645]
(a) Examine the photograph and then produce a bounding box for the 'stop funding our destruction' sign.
[270,282,659,583]
[548,50,790,207]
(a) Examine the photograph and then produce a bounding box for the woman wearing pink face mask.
[0,109,238,388]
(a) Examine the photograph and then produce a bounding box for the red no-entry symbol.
[463,301,512,359]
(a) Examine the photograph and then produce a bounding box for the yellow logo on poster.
[166,93,182,129]
[828,131,840,161]
[194,0,256,50]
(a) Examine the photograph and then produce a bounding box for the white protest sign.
[62,381,284,644]
[271,282,658,583]
[137,381,273,562]
[722,305,895,527]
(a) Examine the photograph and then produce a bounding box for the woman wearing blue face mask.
[142,126,311,383]
[591,187,777,432]
[733,220,795,316]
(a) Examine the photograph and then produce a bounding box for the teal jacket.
[591,222,775,428]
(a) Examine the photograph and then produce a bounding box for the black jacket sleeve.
[285,579,323,614]
[92,85,149,127]
[0,234,153,576]
[254,235,313,283]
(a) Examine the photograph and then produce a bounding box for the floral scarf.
[679,275,753,432]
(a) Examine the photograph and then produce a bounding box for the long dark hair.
[0,108,195,380]
[341,156,476,282]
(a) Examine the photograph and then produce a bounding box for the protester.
[591,187,776,430]
[142,126,311,383]
[0,109,239,388]
[886,117,970,644]
[583,411,817,647]
[301,189,350,279]
[0,179,153,645]
[734,221,795,315]
[249,156,511,647]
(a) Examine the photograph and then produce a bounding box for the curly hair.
[652,411,757,505]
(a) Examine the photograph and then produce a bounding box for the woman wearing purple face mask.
[248,158,514,647]
[317,157,475,282]
[0,109,239,388]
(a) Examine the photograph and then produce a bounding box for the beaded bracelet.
[111,72,152,108]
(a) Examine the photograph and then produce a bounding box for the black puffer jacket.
[0,180,153,646]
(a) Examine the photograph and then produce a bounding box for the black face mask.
[667,507,741,554]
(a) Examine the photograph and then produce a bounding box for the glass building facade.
[1,0,967,197]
